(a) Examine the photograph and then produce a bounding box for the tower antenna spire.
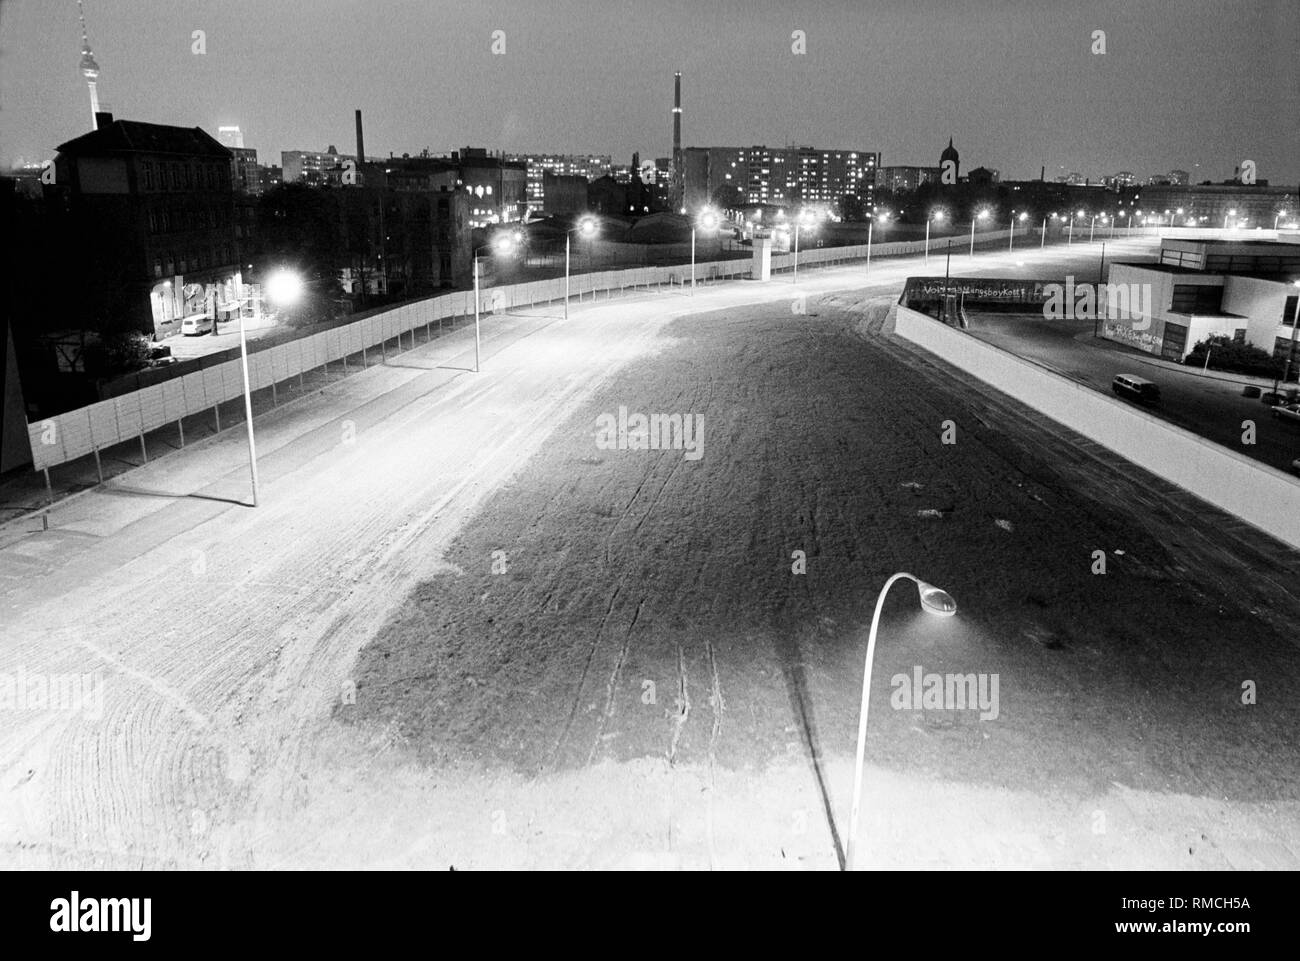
[77,0,103,129]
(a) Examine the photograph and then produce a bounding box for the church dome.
[940,137,959,165]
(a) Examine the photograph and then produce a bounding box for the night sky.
[1,0,1297,184]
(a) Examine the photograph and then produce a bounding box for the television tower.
[671,72,684,212]
[77,0,102,129]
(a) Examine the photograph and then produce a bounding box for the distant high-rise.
[685,144,879,211]
[77,0,102,130]
[217,126,245,149]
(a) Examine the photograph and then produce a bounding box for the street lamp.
[1041,212,1055,249]
[969,208,990,257]
[1009,210,1028,250]
[564,216,598,320]
[1089,214,1098,243]
[265,269,303,309]
[867,211,888,278]
[792,209,815,283]
[247,268,304,506]
[925,210,944,265]
[692,209,719,292]
[1224,208,1237,229]
[1070,210,1084,245]
[846,572,957,871]
[473,233,515,372]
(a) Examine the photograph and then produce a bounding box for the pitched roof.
[57,120,231,159]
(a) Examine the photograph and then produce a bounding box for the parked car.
[1270,402,1300,425]
[1112,373,1161,405]
[180,316,212,336]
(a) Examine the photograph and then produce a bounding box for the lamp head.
[266,269,303,306]
[916,580,957,617]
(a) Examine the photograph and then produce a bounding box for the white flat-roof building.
[1102,240,1300,364]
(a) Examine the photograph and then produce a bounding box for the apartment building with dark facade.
[53,116,244,340]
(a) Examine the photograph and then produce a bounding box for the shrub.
[1184,335,1285,378]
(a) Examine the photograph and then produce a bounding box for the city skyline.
[1,0,1297,185]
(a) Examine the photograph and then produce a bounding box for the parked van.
[1112,373,1161,404]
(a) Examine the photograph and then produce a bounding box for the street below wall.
[965,310,1300,473]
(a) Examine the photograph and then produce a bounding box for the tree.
[837,193,868,222]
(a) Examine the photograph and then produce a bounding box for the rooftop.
[57,119,229,159]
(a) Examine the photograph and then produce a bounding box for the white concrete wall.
[1222,275,1295,352]
[894,305,1300,550]
[26,258,750,472]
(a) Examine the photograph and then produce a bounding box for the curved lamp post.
[564,216,598,319]
[473,233,516,372]
[845,572,957,871]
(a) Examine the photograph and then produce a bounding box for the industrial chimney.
[355,109,366,165]
[672,72,683,211]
